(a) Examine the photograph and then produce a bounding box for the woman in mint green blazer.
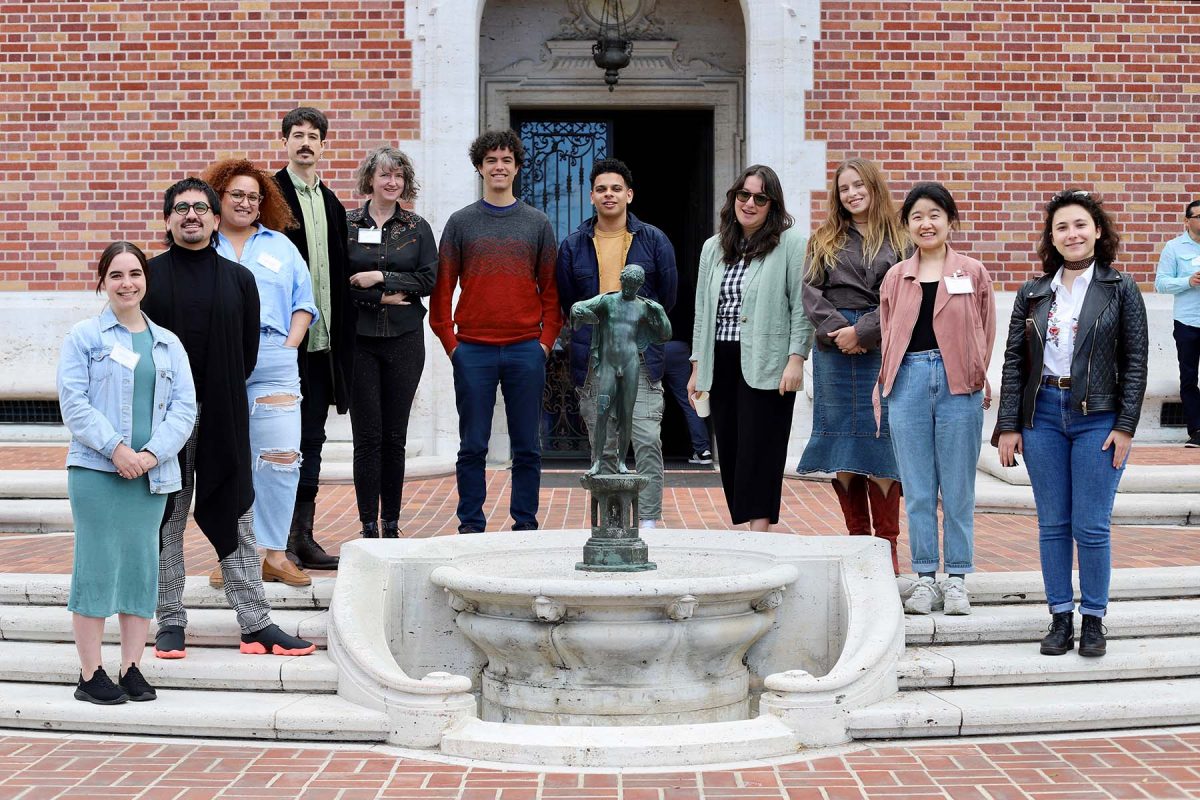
[688,165,814,530]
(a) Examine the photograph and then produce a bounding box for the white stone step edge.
[0,606,328,647]
[0,573,333,610]
[899,634,1200,689]
[0,682,386,741]
[976,446,1200,493]
[0,640,338,693]
[960,566,1200,606]
[904,597,1200,646]
[848,676,1200,739]
[439,716,800,768]
[0,455,456,499]
[0,498,72,532]
[972,472,1198,525]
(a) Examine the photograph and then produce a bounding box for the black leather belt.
[1043,375,1072,389]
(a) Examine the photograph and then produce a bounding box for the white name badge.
[945,274,974,295]
[1189,255,1200,267]
[257,253,282,273]
[358,228,382,245]
[109,343,141,370]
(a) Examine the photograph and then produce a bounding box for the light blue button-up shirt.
[216,226,318,337]
[1155,232,1200,328]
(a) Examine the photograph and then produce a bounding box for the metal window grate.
[1161,402,1186,428]
[0,400,63,425]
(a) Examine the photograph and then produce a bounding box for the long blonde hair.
[806,158,907,285]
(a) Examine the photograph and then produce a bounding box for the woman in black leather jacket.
[995,190,1147,660]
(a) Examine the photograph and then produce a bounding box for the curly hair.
[1036,189,1120,273]
[717,165,793,265]
[806,158,908,286]
[468,129,525,168]
[353,146,419,201]
[201,158,298,232]
[590,158,634,190]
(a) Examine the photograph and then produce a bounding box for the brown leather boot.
[830,475,871,536]
[286,499,340,570]
[867,480,902,575]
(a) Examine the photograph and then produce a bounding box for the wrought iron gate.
[516,118,612,458]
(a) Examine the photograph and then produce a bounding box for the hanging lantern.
[591,0,633,91]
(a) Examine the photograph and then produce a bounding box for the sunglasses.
[735,189,771,208]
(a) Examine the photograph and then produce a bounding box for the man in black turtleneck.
[142,177,317,659]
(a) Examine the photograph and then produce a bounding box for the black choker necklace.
[1062,258,1092,271]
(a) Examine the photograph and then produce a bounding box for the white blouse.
[1042,263,1094,379]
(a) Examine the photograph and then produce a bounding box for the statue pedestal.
[577,473,657,572]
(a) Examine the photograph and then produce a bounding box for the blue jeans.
[1022,385,1125,618]
[663,340,711,453]
[886,351,983,574]
[452,340,546,531]
[247,332,303,551]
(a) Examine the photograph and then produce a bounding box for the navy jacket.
[556,212,678,386]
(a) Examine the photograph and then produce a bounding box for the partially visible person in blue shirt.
[204,158,319,586]
[1154,199,1200,446]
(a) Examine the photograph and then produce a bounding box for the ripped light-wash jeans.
[247,331,303,550]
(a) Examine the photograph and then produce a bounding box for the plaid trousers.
[156,416,272,635]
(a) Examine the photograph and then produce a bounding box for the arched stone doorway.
[402,0,825,461]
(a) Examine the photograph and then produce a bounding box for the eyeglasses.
[171,201,211,216]
[225,190,262,205]
[1188,214,1200,220]
[735,190,771,207]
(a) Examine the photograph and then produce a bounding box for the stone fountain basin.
[430,550,798,725]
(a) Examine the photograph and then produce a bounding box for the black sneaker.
[689,449,713,465]
[1186,435,1200,448]
[457,524,485,534]
[153,625,186,659]
[240,623,317,656]
[75,667,128,705]
[1078,615,1107,657]
[118,664,157,702]
[512,522,539,531]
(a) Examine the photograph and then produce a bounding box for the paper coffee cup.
[693,391,711,418]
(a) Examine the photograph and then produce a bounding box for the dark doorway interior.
[512,109,715,463]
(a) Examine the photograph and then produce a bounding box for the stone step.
[900,635,1200,688]
[972,472,1198,525]
[0,640,338,692]
[0,681,386,741]
[849,676,1200,739]
[904,597,1200,645]
[0,498,72,532]
[441,716,800,768]
[0,605,328,647]
[945,566,1200,606]
[0,573,333,610]
[976,447,1200,493]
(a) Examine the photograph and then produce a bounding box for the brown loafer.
[208,565,223,590]
[262,557,311,587]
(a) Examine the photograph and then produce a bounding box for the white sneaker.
[903,576,943,615]
[941,576,971,615]
[639,519,657,530]
[896,575,918,600]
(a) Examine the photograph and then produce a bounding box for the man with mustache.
[142,177,317,658]
[273,107,353,571]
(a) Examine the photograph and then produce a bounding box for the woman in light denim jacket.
[57,242,196,705]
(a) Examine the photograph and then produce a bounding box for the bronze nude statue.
[570,264,672,478]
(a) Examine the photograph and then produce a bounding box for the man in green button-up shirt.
[274,107,353,571]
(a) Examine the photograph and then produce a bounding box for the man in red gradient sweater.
[430,129,562,534]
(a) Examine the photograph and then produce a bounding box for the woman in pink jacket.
[877,183,995,616]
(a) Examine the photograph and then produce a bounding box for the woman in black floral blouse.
[346,146,437,538]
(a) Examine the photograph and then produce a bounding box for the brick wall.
[0,1,417,290]
[808,1,1199,288]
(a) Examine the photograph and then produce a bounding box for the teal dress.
[67,330,167,619]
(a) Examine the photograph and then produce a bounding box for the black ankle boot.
[360,521,379,538]
[381,520,400,539]
[1078,614,1107,657]
[1039,611,1074,656]
[287,499,340,570]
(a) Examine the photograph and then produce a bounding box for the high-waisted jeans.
[1022,385,1124,618]
[886,350,983,574]
[246,332,303,551]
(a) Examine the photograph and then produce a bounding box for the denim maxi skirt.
[796,308,900,479]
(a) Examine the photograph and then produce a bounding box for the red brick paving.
[2,733,1200,799]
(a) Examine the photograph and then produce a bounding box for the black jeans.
[351,331,424,523]
[297,351,335,503]
[1176,320,1200,437]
